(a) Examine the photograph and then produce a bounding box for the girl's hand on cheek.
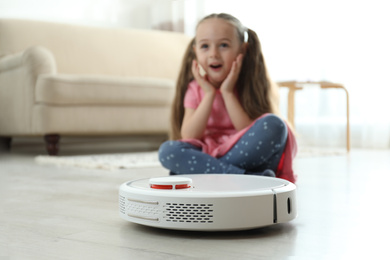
[192,60,216,95]
[221,54,243,94]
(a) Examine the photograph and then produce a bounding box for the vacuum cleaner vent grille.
[164,203,214,224]
[119,195,126,215]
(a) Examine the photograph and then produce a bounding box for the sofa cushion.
[0,19,191,80]
[36,74,175,106]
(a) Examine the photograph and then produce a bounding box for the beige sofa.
[0,19,191,155]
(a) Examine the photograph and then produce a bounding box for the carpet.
[35,151,161,170]
[35,147,346,171]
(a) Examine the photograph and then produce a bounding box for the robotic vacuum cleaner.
[119,174,297,231]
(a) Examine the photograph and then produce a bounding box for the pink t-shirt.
[181,80,298,183]
[184,80,237,139]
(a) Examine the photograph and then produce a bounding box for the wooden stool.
[278,81,350,152]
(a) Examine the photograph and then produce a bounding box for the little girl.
[158,13,297,183]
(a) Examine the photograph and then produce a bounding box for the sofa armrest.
[0,46,57,135]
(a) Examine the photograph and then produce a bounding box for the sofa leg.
[0,137,12,151]
[44,134,60,156]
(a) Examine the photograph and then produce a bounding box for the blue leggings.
[158,114,287,175]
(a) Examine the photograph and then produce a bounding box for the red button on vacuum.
[175,184,191,189]
[149,177,192,190]
[150,184,173,189]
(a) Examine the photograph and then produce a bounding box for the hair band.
[244,30,249,43]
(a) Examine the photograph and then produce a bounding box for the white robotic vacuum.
[119,174,297,231]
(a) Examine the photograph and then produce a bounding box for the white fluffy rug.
[35,151,160,170]
[34,147,346,171]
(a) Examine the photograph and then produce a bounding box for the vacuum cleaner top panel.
[124,175,289,198]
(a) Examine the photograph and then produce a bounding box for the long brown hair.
[170,13,280,140]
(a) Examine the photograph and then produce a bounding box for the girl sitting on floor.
[158,13,297,183]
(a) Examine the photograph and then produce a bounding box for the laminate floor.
[1,139,389,259]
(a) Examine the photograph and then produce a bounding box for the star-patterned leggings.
[158,114,287,176]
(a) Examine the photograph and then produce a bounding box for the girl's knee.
[159,140,181,156]
[158,140,194,168]
[255,114,286,128]
[254,114,287,140]
[158,141,178,165]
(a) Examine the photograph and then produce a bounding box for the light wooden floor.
[1,139,390,259]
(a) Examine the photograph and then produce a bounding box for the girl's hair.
[170,13,280,140]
